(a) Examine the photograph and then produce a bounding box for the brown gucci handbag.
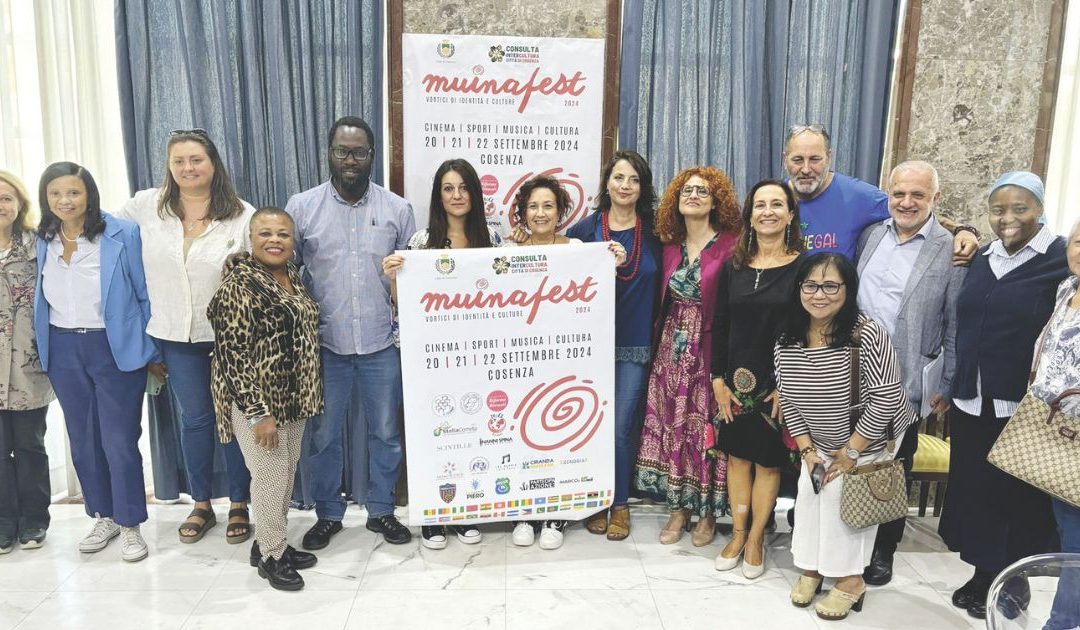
[987,304,1080,508]
[839,332,909,529]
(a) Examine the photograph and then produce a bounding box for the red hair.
[654,166,741,244]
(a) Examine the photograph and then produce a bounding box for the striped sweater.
[774,316,917,454]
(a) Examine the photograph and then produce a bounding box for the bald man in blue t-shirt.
[781,125,978,262]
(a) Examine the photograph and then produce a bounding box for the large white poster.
[397,244,615,526]
[401,33,606,233]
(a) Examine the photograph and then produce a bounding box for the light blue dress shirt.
[857,216,933,337]
[285,181,415,356]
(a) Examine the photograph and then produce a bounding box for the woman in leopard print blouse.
[207,207,322,591]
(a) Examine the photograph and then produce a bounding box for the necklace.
[602,212,643,282]
[754,268,765,291]
[59,224,81,242]
[183,217,209,232]
[527,232,558,246]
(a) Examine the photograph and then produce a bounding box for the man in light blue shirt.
[286,116,416,548]
[855,160,965,585]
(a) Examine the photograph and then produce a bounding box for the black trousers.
[0,407,51,534]
[871,423,920,557]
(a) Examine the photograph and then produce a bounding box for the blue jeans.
[160,340,250,503]
[1046,498,1080,630]
[301,345,403,520]
[614,360,649,506]
[48,329,147,527]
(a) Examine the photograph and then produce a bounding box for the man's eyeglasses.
[680,185,711,198]
[800,281,844,295]
[170,128,209,138]
[332,146,374,162]
[788,123,828,136]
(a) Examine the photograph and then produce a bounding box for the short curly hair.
[513,175,572,226]
[654,166,741,244]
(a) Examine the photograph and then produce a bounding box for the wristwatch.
[844,446,860,460]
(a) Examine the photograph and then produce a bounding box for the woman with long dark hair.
[0,171,54,553]
[711,179,804,578]
[775,253,916,620]
[115,128,254,545]
[568,150,662,540]
[382,158,498,550]
[34,162,159,562]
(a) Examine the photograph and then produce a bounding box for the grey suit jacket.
[856,218,966,411]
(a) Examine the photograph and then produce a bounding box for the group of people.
[0,118,1077,627]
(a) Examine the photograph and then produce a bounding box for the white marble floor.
[0,503,1037,629]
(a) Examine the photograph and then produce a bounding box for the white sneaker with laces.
[120,526,148,562]
[79,515,121,553]
[511,521,535,546]
[538,520,566,550]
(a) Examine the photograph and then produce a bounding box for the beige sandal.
[659,509,690,544]
[606,506,630,541]
[815,588,865,620]
[790,575,824,608]
[691,515,716,547]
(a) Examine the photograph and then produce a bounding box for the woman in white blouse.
[115,129,255,544]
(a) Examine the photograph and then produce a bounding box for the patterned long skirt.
[634,295,727,516]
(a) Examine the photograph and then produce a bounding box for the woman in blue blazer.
[34,162,160,562]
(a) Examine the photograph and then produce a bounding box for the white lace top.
[1030,276,1080,416]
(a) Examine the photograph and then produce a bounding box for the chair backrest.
[986,552,1080,629]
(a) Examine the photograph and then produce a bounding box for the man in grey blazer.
[855,160,966,585]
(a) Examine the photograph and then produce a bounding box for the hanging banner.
[397,243,615,526]
[401,33,605,233]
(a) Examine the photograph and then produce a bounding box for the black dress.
[710,256,803,467]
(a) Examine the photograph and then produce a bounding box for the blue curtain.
[619,0,899,194]
[115,0,384,203]
[114,0,383,505]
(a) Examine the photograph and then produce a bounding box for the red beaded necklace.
[602,211,643,282]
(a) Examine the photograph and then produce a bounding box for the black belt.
[51,326,106,334]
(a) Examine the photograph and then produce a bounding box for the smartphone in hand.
[811,463,826,494]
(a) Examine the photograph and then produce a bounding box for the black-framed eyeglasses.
[800,281,844,295]
[680,185,711,198]
[332,146,374,162]
[170,128,209,138]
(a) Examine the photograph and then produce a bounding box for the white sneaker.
[538,520,566,550]
[453,525,482,545]
[119,526,148,562]
[79,516,121,553]
[511,521,535,546]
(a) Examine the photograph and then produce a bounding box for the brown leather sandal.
[178,507,216,544]
[585,509,608,534]
[606,505,630,541]
[226,506,251,544]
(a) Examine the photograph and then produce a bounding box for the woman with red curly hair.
[634,166,741,546]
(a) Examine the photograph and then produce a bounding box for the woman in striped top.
[774,253,916,621]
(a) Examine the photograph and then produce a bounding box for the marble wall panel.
[918,0,1053,62]
[403,0,607,38]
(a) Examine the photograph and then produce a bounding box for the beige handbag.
[839,334,909,529]
[987,302,1080,508]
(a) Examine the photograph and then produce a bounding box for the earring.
[785,223,791,244]
[748,229,756,250]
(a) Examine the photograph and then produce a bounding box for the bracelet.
[953,224,980,239]
[799,445,815,459]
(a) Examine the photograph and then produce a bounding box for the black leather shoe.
[951,572,991,609]
[993,578,1031,620]
[302,519,342,550]
[250,541,318,569]
[257,555,304,591]
[862,550,894,586]
[366,514,412,544]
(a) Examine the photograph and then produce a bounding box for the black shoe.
[18,528,46,549]
[250,541,318,570]
[366,514,412,544]
[421,526,448,550]
[952,571,992,609]
[862,550,894,586]
[993,578,1031,620]
[787,507,795,528]
[0,532,13,554]
[257,555,304,591]
[301,519,342,550]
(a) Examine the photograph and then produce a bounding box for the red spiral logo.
[515,375,606,452]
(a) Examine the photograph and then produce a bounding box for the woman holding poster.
[383,158,499,550]
[568,151,661,541]
[501,175,625,551]
[634,167,740,546]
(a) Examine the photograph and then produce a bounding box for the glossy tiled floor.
[0,502,1039,629]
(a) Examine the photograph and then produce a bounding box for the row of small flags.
[422,490,612,522]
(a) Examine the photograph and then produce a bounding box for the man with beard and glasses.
[285,116,415,548]
[782,125,979,263]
